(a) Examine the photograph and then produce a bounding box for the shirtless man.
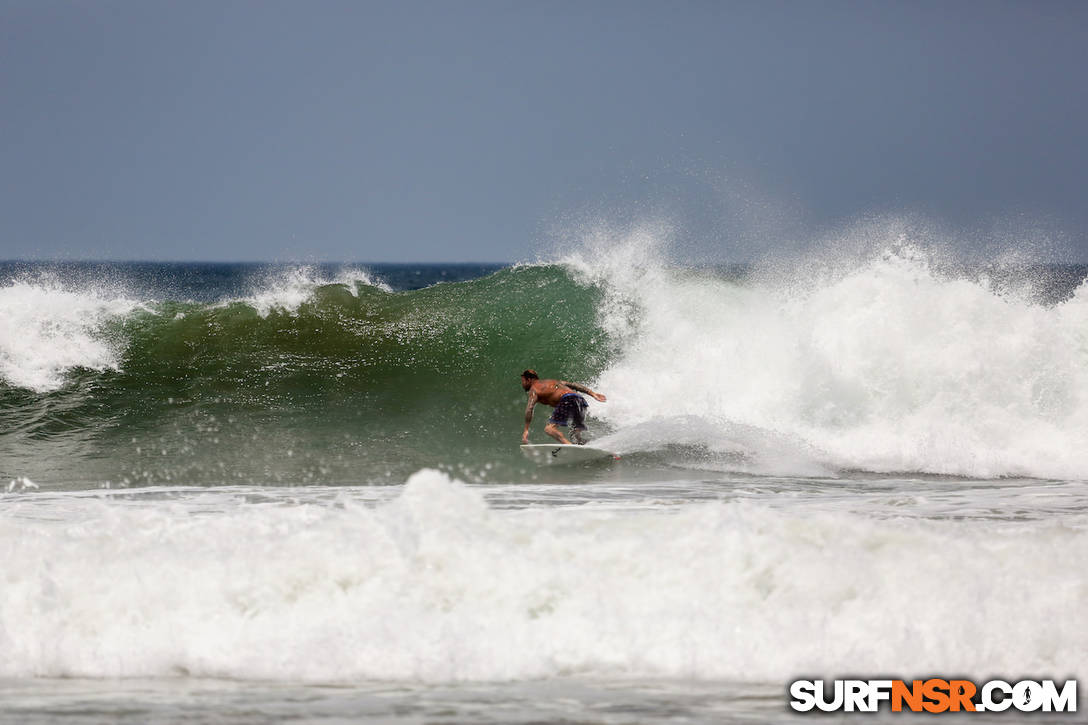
[520,369,607,445]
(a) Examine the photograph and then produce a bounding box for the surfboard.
[520,443,618,465]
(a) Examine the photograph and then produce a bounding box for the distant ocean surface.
[2,246,1087,723]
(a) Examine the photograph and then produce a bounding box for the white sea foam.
[6,477,38,493]
[236,265,391,316]
[0,277,142,392]
[0,470,1084,682]
[569,229,1088,479]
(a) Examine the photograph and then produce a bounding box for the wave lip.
[0,265,392,392]
[0,277,143,392]
[1,470,1084,682]
[223,265,393,317]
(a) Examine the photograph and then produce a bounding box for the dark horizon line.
[3,258,1088,267]
[0,258,516,266]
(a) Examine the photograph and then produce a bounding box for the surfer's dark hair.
[521,369,538,380]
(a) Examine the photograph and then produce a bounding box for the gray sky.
[2,0,1086,262]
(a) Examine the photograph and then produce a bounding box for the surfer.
[520,369,606,445]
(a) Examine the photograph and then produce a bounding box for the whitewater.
[1,239,1086,723]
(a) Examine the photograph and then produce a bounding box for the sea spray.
[0,276,144,392]
[228,265,393,316]
[581,240,1088,478]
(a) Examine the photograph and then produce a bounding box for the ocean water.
[2,239,1087,723]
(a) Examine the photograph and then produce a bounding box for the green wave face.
[0,266,612,486]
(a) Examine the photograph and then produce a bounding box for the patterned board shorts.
[548,393,588,430]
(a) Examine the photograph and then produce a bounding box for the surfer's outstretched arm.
[522,391,537,444]
[561,381,607,402]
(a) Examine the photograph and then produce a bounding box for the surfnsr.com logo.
[789,679,1077,713]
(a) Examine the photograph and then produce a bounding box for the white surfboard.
[520,443,618,465]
